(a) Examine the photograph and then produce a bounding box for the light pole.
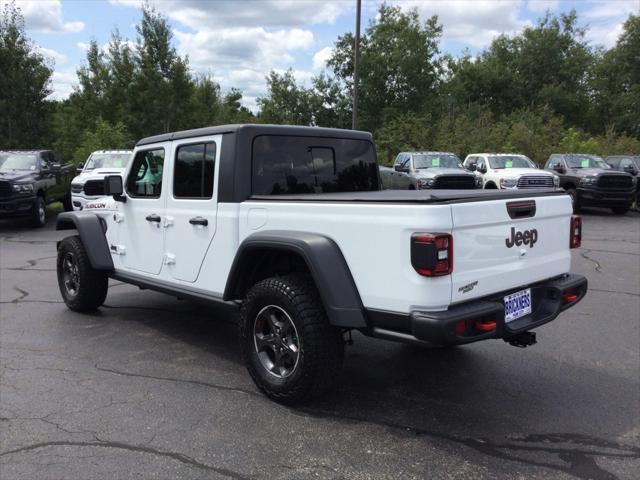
[352,0,361,130]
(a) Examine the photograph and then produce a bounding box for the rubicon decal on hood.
[505,227,538,248]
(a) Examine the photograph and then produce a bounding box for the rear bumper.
[366,274,587,346]
[0,196,38,217]
[577,187,634,207]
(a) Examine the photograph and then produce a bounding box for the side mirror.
[478,166,487,174]
[394,165,407,173]
[104,175,126,202]
[553,165,565,174]
[467,164,477,172]
[76,163,84,173]
[624,164,638,175]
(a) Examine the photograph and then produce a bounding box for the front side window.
[413,154,462,169]
[85,153,132,170]
[488,155,535,169]
[173,142,216,198]
[0,153,38,171]
[566,155,610,169]
[126,148,165,198]
[252,135,378,195]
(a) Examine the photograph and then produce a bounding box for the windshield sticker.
[432,158,440,167]
[505,160,513,168]
[113,160,123,167]
[581,159,589,167]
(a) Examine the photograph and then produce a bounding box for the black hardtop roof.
[136,124,373,147]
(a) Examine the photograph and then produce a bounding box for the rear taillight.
[411,233,453,276]
[570,215,582,249]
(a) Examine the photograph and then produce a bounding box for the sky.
[7,0,640,111]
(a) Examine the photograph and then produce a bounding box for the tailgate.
[450,194,572,305]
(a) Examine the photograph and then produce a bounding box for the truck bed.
[249,188,565,204]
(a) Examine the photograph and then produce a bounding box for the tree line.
[1,2,638,166]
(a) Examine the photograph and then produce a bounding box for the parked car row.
[0,149,134,227]
[380,150,637,215]
[0,146,637,228]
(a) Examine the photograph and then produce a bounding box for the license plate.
[504,288,532,323]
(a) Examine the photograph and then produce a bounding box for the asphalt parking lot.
[1,207,638,480]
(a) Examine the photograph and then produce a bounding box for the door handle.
[189,216,208,226]
[145,214,161,223]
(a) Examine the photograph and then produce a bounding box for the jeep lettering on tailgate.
[505,227,538,248]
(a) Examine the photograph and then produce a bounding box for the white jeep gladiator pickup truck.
[55,125,587,404]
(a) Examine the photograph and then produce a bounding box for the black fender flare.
[56,212,114,270]
[223,231,367,329]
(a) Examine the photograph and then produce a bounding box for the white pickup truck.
[463,153,559,190]
[55,125,587,404]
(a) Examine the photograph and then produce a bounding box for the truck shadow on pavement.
[79,288,640,480]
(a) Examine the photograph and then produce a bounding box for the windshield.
[84,153,131,170]
[0,153,38,172]
[413,154,462,169]
[488,155,535,169]
[566,155,610,169]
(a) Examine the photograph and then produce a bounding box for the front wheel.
[567,188,581,213]
[31,196,46,228]
[240,274,344,404]
[611,206,629,215]
[57,236,108,311]
[62,193,73,212]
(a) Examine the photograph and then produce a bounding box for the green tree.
[72,118,132,164]
[593,14,640,137]
[129,4,194,138]
[0,2,53,148]
[328,4,443,132]
[257,70,314,125]
[446,11,596,132]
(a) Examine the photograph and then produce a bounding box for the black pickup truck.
[544,153,635,214]
[0,150,74,227]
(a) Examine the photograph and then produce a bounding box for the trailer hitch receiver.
[504,331,537,348]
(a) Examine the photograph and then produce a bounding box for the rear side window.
[127,148,165,198]
[251,135,379,195]
[173,142,216,199]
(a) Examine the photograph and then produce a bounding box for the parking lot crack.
[580,250,603,273]
[299,409,639,480]
[0,440,252,479]
[95,365,261,398]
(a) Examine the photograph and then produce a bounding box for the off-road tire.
[240,274,344,404]
[611,206,629,215]
[31,196,46,228]
[57,235,108,311]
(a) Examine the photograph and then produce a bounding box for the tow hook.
[504,331,537,348]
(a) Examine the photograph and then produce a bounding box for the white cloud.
[48,69,77,100]
[8,0,84,33]
[583,1,638,19]
[583,0,638,49]
[312,47,333,71]
[394,0,532,48]
[526,0,559,13]
[38,47,68,65]
[110,0,347,28]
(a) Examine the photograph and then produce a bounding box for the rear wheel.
[31,196,46,228]
[240,274,344,404]
[57,236,108,311]
[611,206,629,215]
